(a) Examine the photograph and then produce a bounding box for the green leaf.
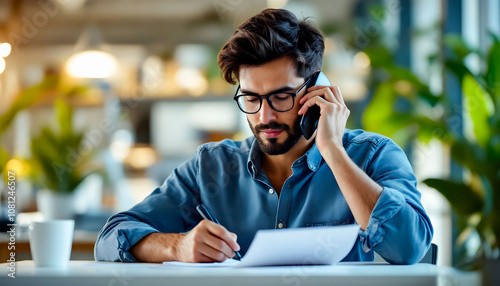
[478,176,494,217]
[0,147,9,175]
[423,178,483,216]
[363,46,394,68]
[445,34,473,61]
[462,74,494,147]
[450,139,488,176]
[484,37,500,110]
[388,66,422,85]
[0,76,59,135]
[55,99,73,136]
[416,90,441,107]
[445,60,473,83]
[29,100,93,193]
[363,82,397,134]
[386,67,440,107]
[413,115,449,143]
[363,82,444,147]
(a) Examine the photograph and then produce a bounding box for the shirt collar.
[246,138,323,177]
[247,138,261,178]
[304,142,322,172]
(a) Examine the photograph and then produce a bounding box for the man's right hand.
[130,220,240,263]
[176,220,240,263]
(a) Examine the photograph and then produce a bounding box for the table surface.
[0,260,480,286]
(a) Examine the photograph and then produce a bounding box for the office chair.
[419,243,438,265]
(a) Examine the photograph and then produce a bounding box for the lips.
[261,129,283,138]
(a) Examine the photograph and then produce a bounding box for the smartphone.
[300,71,332,140]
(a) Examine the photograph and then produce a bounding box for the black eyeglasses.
[233,74,314,114]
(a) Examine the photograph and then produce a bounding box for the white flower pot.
[36,189,77,220]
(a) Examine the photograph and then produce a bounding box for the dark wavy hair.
[217,8,325,85]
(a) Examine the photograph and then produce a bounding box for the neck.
[261,136,314,174]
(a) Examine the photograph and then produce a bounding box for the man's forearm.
[322,142,383,230]
[130,232,183,263]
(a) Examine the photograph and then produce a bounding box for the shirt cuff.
[358,187,405,252]
[116,225,160,262]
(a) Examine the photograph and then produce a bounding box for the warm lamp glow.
[175,67,208,96]
[0,43,11,58]
[6,159,24,176]
[66,50,117,78]
[124,146,157,169]
[0,58,5,74]
[353,52,371,69]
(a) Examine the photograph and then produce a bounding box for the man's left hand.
[298,85,350,153]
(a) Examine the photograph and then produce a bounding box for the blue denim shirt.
[95,129,433,264]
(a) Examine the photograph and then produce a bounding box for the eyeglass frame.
[233,74,314,114]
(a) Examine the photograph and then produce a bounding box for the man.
[95,9,433,264]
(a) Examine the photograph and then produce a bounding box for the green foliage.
[363,34,500,267]
[463,74,494,147]
[0,76,91,181]
[0,76,59,181]
[30,100,94,193]
[485,36,500,110]
[445,34,474,61]
[0,147,8,176]
[423,178,483,215]
[0,76,59,135]
[362,46,446,147]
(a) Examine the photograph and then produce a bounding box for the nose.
[259,99,277,124]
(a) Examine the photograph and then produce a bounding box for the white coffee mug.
[29,220,75,268]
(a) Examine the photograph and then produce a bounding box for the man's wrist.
[157,232,184,262]
[130,232,184,262]
[320,140,347,166]
[168,233,184,261]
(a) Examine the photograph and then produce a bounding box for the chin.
[250,116,303,155]
[258,134,301,156]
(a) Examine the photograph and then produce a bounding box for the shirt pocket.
[306,218,354,227]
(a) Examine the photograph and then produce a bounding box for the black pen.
[196,204,242,261]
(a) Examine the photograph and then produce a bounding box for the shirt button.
[278,222,284,229]
[269,188,274,194]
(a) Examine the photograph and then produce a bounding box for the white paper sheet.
[236,225,360,267]
[162,225,360,268]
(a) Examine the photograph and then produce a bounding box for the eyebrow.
[240,86,295,96]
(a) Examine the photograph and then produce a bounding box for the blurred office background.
[0,0,499,268]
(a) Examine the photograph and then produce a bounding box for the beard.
[248,116,303,156]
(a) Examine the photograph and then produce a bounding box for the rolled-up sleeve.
[94,152,202,262]
[357,138,433,264]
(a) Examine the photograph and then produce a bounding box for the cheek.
[247,114,259,126]
[294,95,305,109]
[246,110,298,125]
[279,111,300,127]
[288,99,302,117]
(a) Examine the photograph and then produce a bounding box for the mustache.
[255,122,290,132]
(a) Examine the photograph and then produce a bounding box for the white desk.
[0,260,479,286]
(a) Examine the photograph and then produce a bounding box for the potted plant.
[0,75,97,219]
[362,34,499,276]
[30,99,96,219]
[0,76,59,223]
